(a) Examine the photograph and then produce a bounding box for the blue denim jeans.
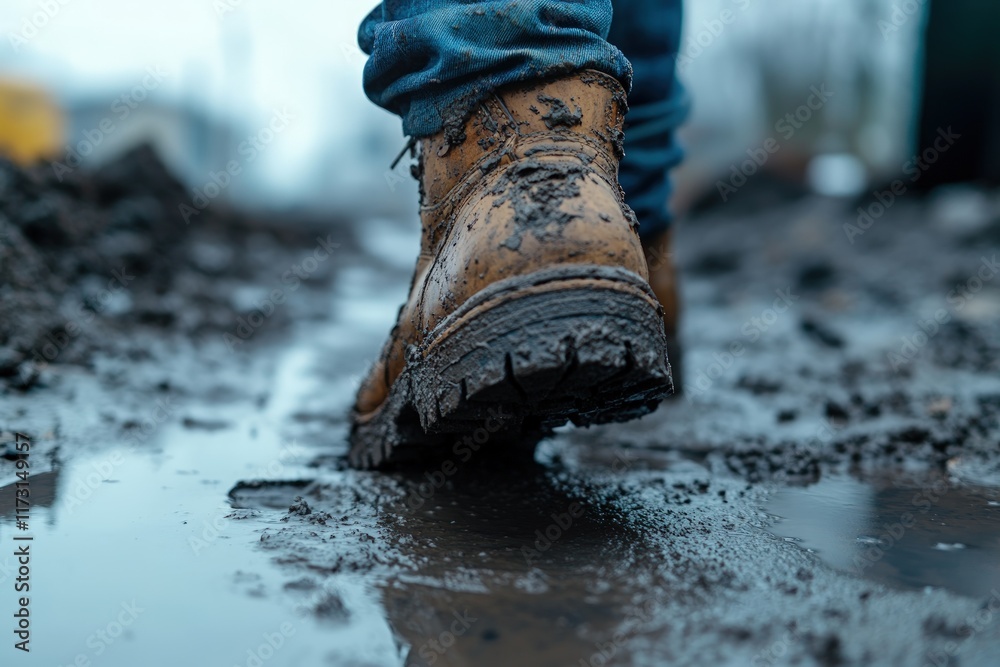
[359,0,686,239]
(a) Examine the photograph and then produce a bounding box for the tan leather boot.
[349,70,673,469]
[643,230,683,394]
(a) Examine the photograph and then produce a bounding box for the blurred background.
[3,0,996,221]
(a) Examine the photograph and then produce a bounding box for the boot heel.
[414,266,674,434]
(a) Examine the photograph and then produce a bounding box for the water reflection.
[378,460,649,667]
[767,474,1000,598]
[0,468,60,524]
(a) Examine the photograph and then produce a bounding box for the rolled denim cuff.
[359,0,631,138]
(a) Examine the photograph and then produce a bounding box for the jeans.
[359,0,686,239]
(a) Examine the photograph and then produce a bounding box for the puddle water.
[766,474,1000,598]
[0,428,390,666]
[0,341,401,666]
[0,259,414,666]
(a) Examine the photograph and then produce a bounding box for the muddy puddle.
[0,371,362,666]
[3,188,1000,665]
[767,474,1000,599]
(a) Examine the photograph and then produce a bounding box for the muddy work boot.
[349,70,673,469]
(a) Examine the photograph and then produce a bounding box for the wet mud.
[0,146,348,390]
[492,160,586,250]
[536,93,584,129]
[1,152,999,666]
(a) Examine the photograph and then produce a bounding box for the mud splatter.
[479,153,505,176]
[606,125,627,159]
[537,94,583,130]
[489,159,585,250]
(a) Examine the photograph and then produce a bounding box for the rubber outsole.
[348,265,673,469]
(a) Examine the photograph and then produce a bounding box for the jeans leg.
[359,0,632,139]
[609,0,687,242]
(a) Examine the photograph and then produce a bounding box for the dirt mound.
[0,144,337,389]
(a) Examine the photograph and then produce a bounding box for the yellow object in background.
[0,77,63,165]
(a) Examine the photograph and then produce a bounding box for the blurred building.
[0,0,946,216]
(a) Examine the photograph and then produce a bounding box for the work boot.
[349,70,673,469]
[643,230,683,394]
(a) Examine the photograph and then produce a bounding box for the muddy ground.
[1,152,1000,666]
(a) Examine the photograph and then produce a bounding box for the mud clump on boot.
[490,160,587,251]
[537,94,584,130]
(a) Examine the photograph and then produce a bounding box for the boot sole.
[348,265,673,469]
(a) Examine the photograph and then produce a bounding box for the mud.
[437,82,499,147]
[0,146,348,390]
[536,93,584,130]
[491,159,586,251]
[1,149,999,666]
